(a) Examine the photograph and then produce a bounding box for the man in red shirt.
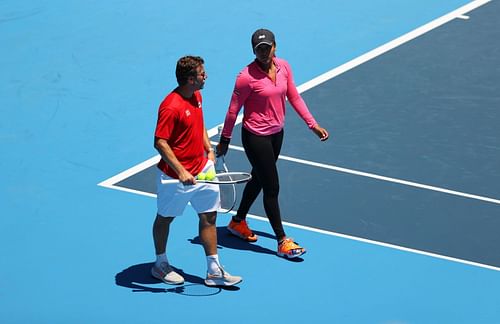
[152,56,241,287]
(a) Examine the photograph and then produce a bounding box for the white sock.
[156,253,168,266]
[206,255,221,275]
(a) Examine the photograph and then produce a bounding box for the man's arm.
[203,127,215,162]
[154,137,196,184]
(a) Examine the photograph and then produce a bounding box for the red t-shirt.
[155,89,207,178]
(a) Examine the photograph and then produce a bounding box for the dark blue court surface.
[273,0,500,268]
[112,0,500,270]
[3,0,500,323]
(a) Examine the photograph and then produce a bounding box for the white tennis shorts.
[156,160,220,217]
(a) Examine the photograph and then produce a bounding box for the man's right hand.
[178,170,196,185]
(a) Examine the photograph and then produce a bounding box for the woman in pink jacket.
[217,28,329,258]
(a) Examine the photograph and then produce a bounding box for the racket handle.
[160,179,180,184]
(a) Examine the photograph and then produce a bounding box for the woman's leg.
[237,128,285,240]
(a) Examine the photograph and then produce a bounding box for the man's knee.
[156,214,174,224]
[199,211,217,226]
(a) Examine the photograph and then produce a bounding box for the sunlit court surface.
[2,0,500,323]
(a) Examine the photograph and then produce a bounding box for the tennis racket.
[159,171,251,185]
[215,155,238,213]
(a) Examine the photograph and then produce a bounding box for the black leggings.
[236,127,286,240]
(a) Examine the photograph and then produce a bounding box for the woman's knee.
[262,183,279,198]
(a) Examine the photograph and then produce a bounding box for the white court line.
[296,0,490,93]
[222,143,500,205]
[102,140,500,206]
[98,155,159,188]
[98,117,246,190]
[244,213,500,272]
[98,0,496,271]
[99,0,490,192]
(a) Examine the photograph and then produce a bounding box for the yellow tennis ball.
[205,170,216,180]
[197,172,206,180]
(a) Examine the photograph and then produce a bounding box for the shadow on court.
[115,262,239,295]
[188,227,304,262]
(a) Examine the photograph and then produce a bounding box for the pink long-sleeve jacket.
[221,57,317,138]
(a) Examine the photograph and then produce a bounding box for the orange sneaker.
[227,219,258,242]
[277,238,306,258]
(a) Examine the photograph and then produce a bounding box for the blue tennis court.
[2,0,499,323]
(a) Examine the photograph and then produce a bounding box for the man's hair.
[175,56,204,86]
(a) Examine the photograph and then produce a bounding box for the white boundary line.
[97,118,244,191]
[98,155,159,188]
[223,144,500,205]
[296,0,490,94]
[244,213,500,272]
[101,141,500,206]
[98,0,490,192]
[97,0,497,271]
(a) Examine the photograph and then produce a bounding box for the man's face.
[193,65,207,89]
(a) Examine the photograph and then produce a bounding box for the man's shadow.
[115,262,239,295]
[188,226,304,262]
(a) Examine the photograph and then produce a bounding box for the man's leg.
[199,211,242,287]
[198,211,218,256]
[153,213,174,255]
[151,214,184,285]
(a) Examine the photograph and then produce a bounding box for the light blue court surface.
[2,0,500,323]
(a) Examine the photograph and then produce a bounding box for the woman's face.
[254,43,275,65]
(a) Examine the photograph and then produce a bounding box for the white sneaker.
[151,262,184,285]
[204,266,242,287]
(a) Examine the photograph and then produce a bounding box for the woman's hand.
[312,124,329,141]
[216,135,231,156]
[216,142,229,156]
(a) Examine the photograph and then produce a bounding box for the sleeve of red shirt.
[283,60,318,129]
[221,71,252,139]
[155,101,178,140]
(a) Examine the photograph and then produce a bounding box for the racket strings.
[215,156,237,213]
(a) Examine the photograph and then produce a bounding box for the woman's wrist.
[219,135,231,145]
